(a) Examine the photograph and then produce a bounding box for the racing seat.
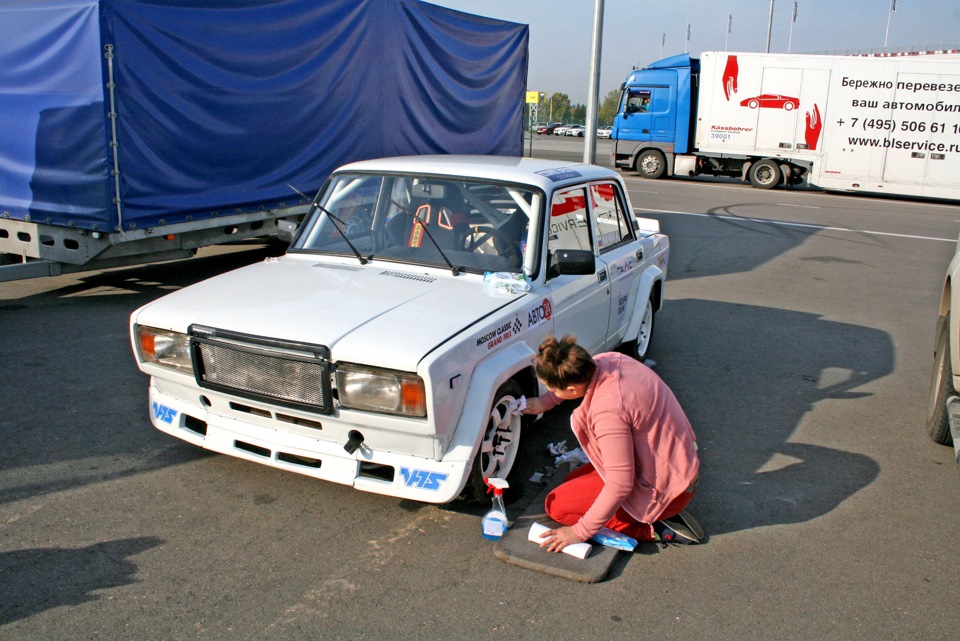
[385,196,468,251]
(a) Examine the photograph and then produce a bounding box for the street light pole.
[884,0,896,51]
[766,0,775,53]
[583,0,604,164]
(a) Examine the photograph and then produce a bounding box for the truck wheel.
[636,150,666,179]
[620,297,655,361]
[461,380,523,504]
[749,159,781,189]
[926,314,954,446]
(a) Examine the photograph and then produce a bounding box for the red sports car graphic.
[740,94,800,110]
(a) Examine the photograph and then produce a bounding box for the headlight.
[336,364,426,417]
[135,326,193,374]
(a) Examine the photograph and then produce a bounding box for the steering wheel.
[462,226,523,267]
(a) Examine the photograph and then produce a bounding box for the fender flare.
[623,265,664,344]
[443,340,537,478]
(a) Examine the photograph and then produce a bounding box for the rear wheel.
[620,297,655,362]
[636,150,667,179]
[749,159,781,189]
[461,380,523,504]
[926,314,954,445]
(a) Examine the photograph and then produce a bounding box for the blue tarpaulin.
[0,0,528,231]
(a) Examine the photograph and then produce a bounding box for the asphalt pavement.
[2,137,959,640]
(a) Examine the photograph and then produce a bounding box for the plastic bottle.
[480,477,510,540]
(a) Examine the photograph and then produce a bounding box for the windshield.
[292,173,539,275]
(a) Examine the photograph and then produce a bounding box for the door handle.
[641,129,650,133]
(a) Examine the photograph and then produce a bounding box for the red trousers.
[544,462,694,542]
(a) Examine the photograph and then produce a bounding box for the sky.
[428,0,960,104]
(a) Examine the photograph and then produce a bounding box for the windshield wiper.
[390,200,462,276]
[288,184,368,265]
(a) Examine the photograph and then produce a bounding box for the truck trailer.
[612,51,960,200]
[0,0,528,281]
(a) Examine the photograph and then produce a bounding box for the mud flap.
[946,396,960,468]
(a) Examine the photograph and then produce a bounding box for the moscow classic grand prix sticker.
[474,298,553,353]
[476,314,524,351]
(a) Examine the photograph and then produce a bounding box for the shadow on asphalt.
[656,298,887,536]
[0,537,162,625]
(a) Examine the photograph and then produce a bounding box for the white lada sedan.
[130,155,670,504]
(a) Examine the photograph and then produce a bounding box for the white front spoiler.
[147,382,470,503]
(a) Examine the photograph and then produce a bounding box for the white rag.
[508,395,526,415]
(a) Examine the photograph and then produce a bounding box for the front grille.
[190,325,333,414]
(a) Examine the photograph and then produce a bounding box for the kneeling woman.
[523,335,701,552]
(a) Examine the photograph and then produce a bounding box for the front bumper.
[147,378,469,503]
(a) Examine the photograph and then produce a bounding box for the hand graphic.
[805,103,822,150]
[722,55,739,101]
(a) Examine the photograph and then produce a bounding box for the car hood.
[133,254,523,371]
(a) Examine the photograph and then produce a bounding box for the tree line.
[536,89,622,127]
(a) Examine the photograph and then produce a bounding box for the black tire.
[460,380,524,504]
[620,297,655,361]
[749,159,781,189]
[926,313,954,445]
[636,150,667,179]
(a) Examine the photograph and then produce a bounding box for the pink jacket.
[540,353,699,541]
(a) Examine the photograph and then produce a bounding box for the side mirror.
[554,249,595,275]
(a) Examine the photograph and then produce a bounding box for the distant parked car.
[596,126,612,138]
[536,122,561,135]
[554,124,576,136]
[565,125,585,137]
[739,94,800,110]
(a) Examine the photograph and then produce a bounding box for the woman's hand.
[538,526,581,553]
[522,396,546,415]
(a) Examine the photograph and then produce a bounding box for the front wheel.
[749,159,781,189]
[926,314,954,445]
[460,380,523,504]
[636,150,667,179]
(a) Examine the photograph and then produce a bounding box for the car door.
[587,181,641,347]
[540,186,611,355]
[617,88,653,143]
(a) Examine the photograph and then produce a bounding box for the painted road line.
[635,208,956,243]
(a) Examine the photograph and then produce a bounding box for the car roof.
[334,155,621,192]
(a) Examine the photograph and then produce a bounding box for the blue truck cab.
[612,54,699,179]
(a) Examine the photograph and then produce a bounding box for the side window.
[547,188,591,253]
[589,183,633,252]
[624,89,651,114]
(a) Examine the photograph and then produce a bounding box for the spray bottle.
[481,477,510,540]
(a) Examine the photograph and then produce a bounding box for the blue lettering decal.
[152,402,177,424]
[399,467,448,491]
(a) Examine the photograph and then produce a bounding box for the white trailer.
[615,51,960,200]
